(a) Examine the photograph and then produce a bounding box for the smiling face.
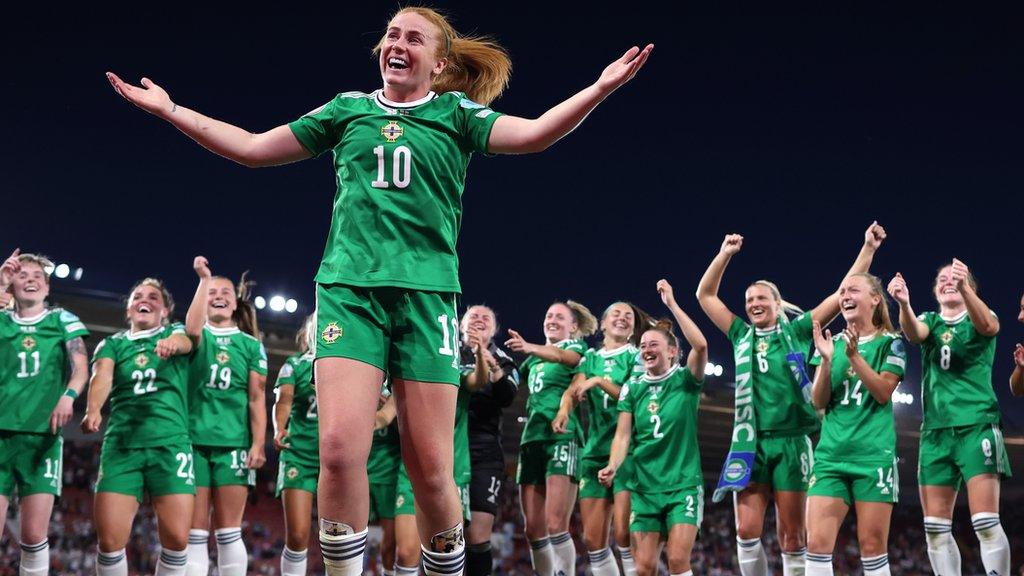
[744,284,780,329]
[933,265,964,309]
[127,284,168,331]
[640,329,677,375]
[206,277,237,324]
[543,303,577,343]
[601,302,634,343]
[378,10,448,100]
[461,305,496,344]
[11,261,49,308]
[839,275,879,326]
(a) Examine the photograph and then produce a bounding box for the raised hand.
[887,273,910,305]
[864,221,886,251]
[504,329,533,354]
[106,72,175,118]
[720,234,743,256]
[194,256,212,279]
[1014,344,1024,368]
[843,325,861,359]
[950,258,971,292]
[596,44,654,95]
[0,248,21,288]
[812,321,834,362]
[657,279,676,308]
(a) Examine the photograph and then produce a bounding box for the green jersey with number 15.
[520,339,589,446]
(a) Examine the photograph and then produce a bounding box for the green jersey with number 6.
[188,325,268,447]
[0,308,89,434]
[810,333,907,462]
[289,90,502,294]
[276,351,318,465]
[93,324,191,448]
[575,344,641,461]
[618,365,703,491]
[520,339,589,446]
[917,311,1000,430]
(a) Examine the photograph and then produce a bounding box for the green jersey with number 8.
[288,90,502,294]
[917,311,1000,430]
[92,324,191,448]
[188,325,268,447]
[520,339,589,446]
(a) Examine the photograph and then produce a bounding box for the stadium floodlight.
[73,268,83,281]
[704,363,716,376]
[55,264,70,279]
[254,296,266,310]
[43,264,55,275]
[285,299,298,313]
[269,295,286,312]
[714,364,724,377]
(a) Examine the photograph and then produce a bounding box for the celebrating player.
[183,257,268,576]
[1009,292,1023,397]
[107,7,651,574]
[552,302,650,576]
[506,301,597,576]
[888,261,1011,576]
[806,273,906,575]
[0,250,89,576]
[695,223,885,575]
[83,278,195,575]
[273,315,318,576]
[598,279,708,576]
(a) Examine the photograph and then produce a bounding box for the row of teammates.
[2,218,1024,576]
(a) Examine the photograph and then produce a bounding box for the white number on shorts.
[840,379,864,406]
[551,445,570,463]
[603,391,610,410]
[940,345,951,370]
[43,457,60,479]
[800,453,810,479]
[487,476,501,504]
[650,415,665,439]
[132,369,158,395]
[16,351,41,378]
[685,494,696,517]
[371,145,412,189]
[982,438,993,458]
[207,365,232,390]
[875,466,893,491]
[175,452,194,480]
[307,397,319,420]
[231,449,249,470]
[437,314,459,357]
[756,353,769,373]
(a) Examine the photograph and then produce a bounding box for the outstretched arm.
[696,235,742,335]
[107,73,310,168]
[505,329,582,367]
[659,279,708,378]
[952,259,999,337]
[887,273,929,343]
[488,45,653,154]
[811,222,886,326]
[185,256,212,341]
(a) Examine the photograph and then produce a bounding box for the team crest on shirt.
[134,353,149,368]
[381,121,404,143]
[287,467,299,480]
[756,338,769,355]
[216,350,230,365]
[647,400,659,414]
[940,330,954,344]
[21,335,36,350]
[396,494,405,508]
[321,322,343,344]
[808,474,817,488]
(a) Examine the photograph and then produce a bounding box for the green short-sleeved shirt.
[189,325,268,447]
[275,352,318,466]
[519,339,589,446]
[574,344,641,462]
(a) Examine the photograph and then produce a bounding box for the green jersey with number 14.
[575,344,641,462]
[289,90,502,294]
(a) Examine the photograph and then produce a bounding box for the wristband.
[62,388,79,400]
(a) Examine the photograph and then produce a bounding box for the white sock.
[671,572,693,576]
[617,545,637,576]
[973,512,1010,576]
[805,552,833,576]
[281,546,308,576]
[529,538,555,576]
[383,570,396,576]
[214,527,247,576]
[862,553,890,575]
[395,564,419,575]
[781,546,806,576]
[96,549,128,576]
[186,529,209,576]
[736,537,768,576]
[19,539,49,576]
[924,516,961,576]
[319,524,367,576]
[550,531,575,576]
[421,523,466,576]
[156,547,189,576]
[588,548,620,576]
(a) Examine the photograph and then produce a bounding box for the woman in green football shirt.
[806,273,906,576]
[695,223,885,576]
[888,260,1010,576]
[0,250,89,576]
[83,278,195,576]
[183,256,268,576]
[552,301,650,576]
[598,279,708,576]
[107,7,651,574]
[506,301,597,576]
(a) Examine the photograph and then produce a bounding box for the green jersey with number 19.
[917,311,1000,430]
[189,325,268,448]
[810,332,907,462]
[289,90,502,294]
[276,351,318,465]
[618,365,703,491]
[575,344,641,462]
[520,339,589,446]
[0,308,89,434]
[92,324,191,448]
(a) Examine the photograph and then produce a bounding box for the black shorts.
[469,462,505,516]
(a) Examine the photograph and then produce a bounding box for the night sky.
[5,4,1023,425]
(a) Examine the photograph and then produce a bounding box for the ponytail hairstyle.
[562,300,598,339]
[602,301,656,346]
[230,271,260,339]
[376,7,512,105]
[296,314,316,354]
[848,272,895,333]
[127,278,175,324]
[645,319,680,364]
[750,279,804,319]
